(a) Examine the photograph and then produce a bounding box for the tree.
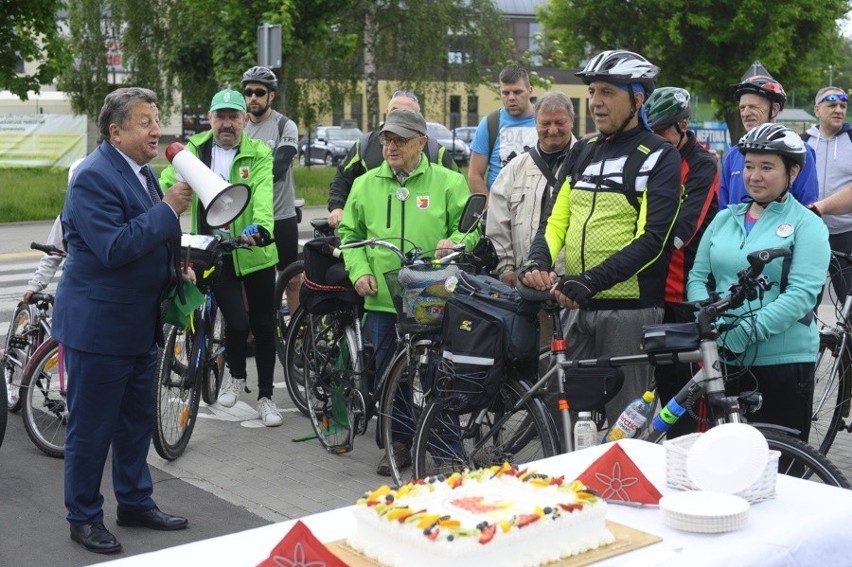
[539,0,851,142]
[58,0,112,121]
[2,1,70,99]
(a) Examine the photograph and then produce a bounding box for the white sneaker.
[257,397,283,427]
[217,377,245,408]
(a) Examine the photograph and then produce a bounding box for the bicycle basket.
[384,263,464,334]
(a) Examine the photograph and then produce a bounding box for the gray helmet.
[737,123,806,167]
[241,66,277,91]
[575,50,659,94]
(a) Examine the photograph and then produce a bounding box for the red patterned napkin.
[256,520,347,567]
[576,443,663,505]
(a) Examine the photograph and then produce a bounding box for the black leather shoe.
[116,506,188,531]
[70,522,122,554]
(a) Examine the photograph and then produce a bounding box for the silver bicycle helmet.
[575,50,659,94]
[241,66,277,91]
[737,123,805,167]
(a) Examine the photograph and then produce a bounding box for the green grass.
[0,164,337,223]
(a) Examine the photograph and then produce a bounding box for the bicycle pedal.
[8,335,29,349]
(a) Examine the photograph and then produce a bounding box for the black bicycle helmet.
[575,50,659,94]
[241,66,277,91]
[737,123,806,167]
[645,87,691,131]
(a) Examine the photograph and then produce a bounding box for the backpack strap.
[620,132,668,210]
[568,132,667,211]
[426,137,442,163]
[486,109,501,156]
[276,114,291,139]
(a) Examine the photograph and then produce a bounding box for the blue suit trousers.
[63,344,158,525]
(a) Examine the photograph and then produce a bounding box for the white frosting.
[348,473,614,567]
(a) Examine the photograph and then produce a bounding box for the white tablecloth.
[99,439,852,567]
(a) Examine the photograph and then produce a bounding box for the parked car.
[298,126,363,166]
[452,126,477,146]
[426,122,471,166]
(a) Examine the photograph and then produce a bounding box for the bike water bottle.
[573,411,599,450]
[605,390,655,442]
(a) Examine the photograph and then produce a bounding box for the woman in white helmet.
[687,123,829,441]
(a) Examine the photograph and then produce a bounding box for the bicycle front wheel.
[282,306,310,416]
[378,339,439,486]
[413,379,559,479]
[201,302,225,405]
[760,428,851,488]
[809,332,852,455]
[20,338,67,458]
[3,302,36,412]
[152,324,202,460]
[303,313,357,454]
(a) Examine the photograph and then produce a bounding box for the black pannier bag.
[300,236,363,315]
[436,273,539,412]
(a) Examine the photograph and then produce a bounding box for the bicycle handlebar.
[332,238,468,267]
[30,242,66,258]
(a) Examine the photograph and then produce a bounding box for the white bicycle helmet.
[575,50,659,94]
[737,123,805,167]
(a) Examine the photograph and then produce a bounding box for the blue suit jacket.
[53,142,182,356]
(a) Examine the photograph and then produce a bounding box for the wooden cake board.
[327,520,662,566]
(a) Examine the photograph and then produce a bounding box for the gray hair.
[534,91,575,118]
[97,87,157,141]
[499,65,530,87]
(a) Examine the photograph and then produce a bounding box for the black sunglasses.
[243,88,268,98]
[392,89,418,102]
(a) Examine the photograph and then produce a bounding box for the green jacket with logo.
[159,130,278,277]
[338,155,479,313]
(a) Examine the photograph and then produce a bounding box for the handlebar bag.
[642,322,700,354]
[179,234,220,288]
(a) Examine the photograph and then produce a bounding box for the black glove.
[517,259,548,280]
[558,274,596,305]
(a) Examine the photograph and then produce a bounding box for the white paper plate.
[686,423,769,493]
[660,491,750,533]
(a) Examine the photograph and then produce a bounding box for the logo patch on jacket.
[239,166,250,180]
[416,195,430,209]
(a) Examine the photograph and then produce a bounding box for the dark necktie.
[142,165,162,204]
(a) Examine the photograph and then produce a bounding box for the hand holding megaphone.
[165,143,250,227]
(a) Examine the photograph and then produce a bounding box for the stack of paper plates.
[660,491,750,533]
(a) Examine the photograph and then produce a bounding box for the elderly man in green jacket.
[339,108,477,474]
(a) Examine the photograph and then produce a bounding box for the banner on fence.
[0,114,87,168]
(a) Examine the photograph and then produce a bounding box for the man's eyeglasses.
[819,93,848,104]
[378,133,421,147]
[243,88,268,98]
[392,90,418,102]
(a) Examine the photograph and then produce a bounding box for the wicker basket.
[663,432,780,503]
[384,264,464,335]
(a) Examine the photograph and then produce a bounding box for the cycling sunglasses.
[819,93,848,104]
[392,89,418,102]
[243,88,268,98]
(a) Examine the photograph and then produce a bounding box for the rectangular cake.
[348,463,614,567]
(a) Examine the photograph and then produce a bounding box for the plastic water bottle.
[605,390,655,442]
[573,411,599,450]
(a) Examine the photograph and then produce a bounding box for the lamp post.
[830,64,834,86]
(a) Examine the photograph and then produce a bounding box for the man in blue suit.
[52,87,194,554]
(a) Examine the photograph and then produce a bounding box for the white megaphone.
[165,142,250,228]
